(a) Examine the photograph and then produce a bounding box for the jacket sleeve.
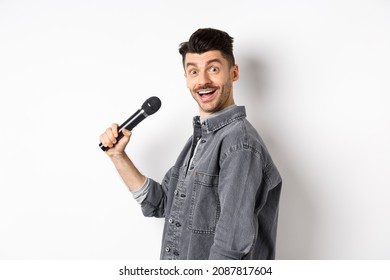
[140,167,172,218]
[208,147,264,260]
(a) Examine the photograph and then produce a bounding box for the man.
[100,28,282,260]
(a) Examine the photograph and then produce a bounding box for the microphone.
[99,96,162,151]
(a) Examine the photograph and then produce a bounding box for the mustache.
[194,84,219,91]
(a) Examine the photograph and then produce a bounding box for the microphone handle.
[99,109,148,151]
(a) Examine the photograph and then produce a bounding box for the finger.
[99,133,107,147]
[111,123,119,138]
[105,127,117,144]
[101,133,113,148]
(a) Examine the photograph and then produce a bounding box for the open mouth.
[197,88,217,96]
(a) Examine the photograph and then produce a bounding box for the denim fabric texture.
[141,105,282,260]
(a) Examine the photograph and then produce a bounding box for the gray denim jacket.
[140,105,282,260]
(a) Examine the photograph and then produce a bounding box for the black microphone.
[99,96,162,151]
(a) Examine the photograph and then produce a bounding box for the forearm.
[109,153,146,192]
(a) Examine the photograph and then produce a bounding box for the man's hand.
[99,123,132,157]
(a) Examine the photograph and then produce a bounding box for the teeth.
[198,90,214,95]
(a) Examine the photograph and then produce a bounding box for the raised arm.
[99,123,145,192]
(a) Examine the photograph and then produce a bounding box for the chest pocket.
[188,172,220,234]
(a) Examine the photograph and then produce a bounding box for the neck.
[200,103,236,120]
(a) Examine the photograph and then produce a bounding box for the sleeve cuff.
[131,177,151,204]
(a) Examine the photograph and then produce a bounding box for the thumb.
[117,128,132,147]
[122,128,132,138]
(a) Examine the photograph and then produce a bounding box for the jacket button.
[173,251,180,256]
[168,218,174,223]
[165,247,170,252]
[176,222,181,227]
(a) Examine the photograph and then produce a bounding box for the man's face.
[184,50,239,118]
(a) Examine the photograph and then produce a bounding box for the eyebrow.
[185,58,223,69]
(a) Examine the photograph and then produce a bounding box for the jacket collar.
[193,105,247,134]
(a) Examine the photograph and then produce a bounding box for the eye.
[189,69,198,75]
[209,67,219,73]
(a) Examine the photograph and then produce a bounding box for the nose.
[197,70,211,86]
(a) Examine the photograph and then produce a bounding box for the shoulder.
[219,117,267,159]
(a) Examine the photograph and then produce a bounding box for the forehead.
[184,50,228,68]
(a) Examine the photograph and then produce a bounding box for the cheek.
[214,76,228,86]
[186,78,195,89]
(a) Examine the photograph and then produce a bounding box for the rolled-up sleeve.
[131,177,151,204]
[140,167,172,218]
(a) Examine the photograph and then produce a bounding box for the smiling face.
[184,50,239,118]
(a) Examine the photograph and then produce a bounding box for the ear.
[231,64,239,81]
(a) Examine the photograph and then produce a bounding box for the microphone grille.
[142,96,162,115]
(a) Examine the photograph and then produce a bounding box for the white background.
[1,0,389,260]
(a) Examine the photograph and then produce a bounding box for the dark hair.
[179,28,235,67]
